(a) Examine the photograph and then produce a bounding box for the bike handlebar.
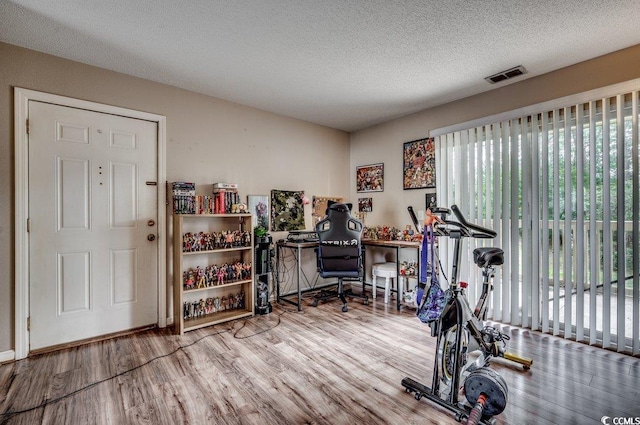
[449,205,497,239]
[407,204,497,239]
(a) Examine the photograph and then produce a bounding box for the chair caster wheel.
[364,300,369,305]
[311,299,318,307]
[342,305,348,312]
[414,393,422,401]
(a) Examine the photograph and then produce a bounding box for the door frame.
[14,87,167,360]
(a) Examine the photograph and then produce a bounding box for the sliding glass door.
[435,90,639,355]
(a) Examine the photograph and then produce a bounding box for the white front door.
[28,101,158,350]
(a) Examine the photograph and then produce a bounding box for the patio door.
[435,87,639,355]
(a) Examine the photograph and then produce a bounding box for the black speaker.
[255,235,273,314]
[255,235,272,275]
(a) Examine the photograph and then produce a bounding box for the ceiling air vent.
[485,65,527,84]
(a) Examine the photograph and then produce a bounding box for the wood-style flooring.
[1,293,639,425]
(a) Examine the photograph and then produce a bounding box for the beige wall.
[3,40,640,355]
[350,43,640,228]
[0,42,350,353]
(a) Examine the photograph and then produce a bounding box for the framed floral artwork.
[403,137,435,189]
[247,195,269,230]
[356,163,384,192]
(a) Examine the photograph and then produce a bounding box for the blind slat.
[459,130,470,290]
[552,109,561,336]
[616,95,626,352]
[602,99,612,348]
[575,103,585,342]
[468,129,480,299]
[541,113,551,334]
[510,119,521,325]
[492,124,503,321]
[588,101,598,345]
[632,91,640,356]
[531,114,541,331]
[522,118,532,329]
[501,121,511,322]
[563,107,574,339]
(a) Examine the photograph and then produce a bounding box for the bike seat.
[473,247,504,267]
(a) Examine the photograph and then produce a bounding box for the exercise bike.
[402,205,533,425]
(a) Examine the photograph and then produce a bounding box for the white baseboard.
[0,349,15,363]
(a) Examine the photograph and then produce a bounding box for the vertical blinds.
[435,91,640,355]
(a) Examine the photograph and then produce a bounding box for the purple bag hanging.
[416,225,445,323]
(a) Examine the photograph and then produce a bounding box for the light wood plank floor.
[1,294,639,425]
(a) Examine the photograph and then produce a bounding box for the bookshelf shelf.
[173,213,254,335]
[183,246,252,255]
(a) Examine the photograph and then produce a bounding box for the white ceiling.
[2,1,640,132]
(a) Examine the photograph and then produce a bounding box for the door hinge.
[26,119,30,135]
[27,317,30,331]
[27,218,30,233]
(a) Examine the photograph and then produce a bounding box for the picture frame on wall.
[358,197,373,212]
[356,163,384,193]
[425,192,437,210]
[403,137,436,190]
[270,189,305,231]
[247,195,269,230]
[312,196,343,226]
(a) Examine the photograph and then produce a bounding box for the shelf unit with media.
[173,213,254,335]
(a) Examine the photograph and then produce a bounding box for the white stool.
[371,262,397,304]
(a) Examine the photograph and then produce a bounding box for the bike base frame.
[401,377,495,425]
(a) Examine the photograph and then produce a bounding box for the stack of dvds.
[173,182,196,214]
[212,182,239,214]
[194,195,214,214]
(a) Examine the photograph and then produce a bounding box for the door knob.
[147,234,156,241]
[147,219,155,227]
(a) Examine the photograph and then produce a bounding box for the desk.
[275,238,421,311]
[275,240,321,311]
[362,239,421,310]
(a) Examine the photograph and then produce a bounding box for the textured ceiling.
[2,0,640,132]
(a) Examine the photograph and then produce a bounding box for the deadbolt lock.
[147,234,156,241]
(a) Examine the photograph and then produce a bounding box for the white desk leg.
[372,276,377,299]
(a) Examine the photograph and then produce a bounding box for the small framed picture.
[425,192,437,210]
[358,198,373,212]
[403,137,436,190]
[356,163,384,193]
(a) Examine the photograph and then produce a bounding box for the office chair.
[312,202,369,312]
